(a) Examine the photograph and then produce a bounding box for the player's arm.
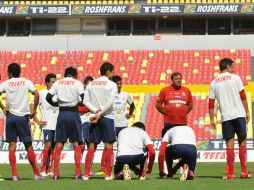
[155,102,165,115]
[29,103,47,127]
[30,90,39,119]
[186,90,193,114]
[240,89,250,123]
[126,102,135,119]
[83,89,98,113]
[208,98,216,130]
[46,93,58,107]
[145,144,155,175]
[158,141,168,176]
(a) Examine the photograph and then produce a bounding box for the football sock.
[84,149,95,176]
[239,145,247,173]
[27,149,40,176]
[40,148,49,172]
[74,145,82,176]
[226,148,235,176]
[105,148,114,177]
[9,150,19,177]
[100,149,106,172]
[53,147,62,176]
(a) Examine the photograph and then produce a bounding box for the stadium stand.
[0,49,251,85]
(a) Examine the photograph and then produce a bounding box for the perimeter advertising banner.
[0,5,70,15]
[0,139,253,163]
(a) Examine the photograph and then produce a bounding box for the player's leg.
[46,130,55,176]
[114,156,125,180]
[222,119,236,179]
[102,118,116,180]
[181,145,197,180]
[40,130,52,176]
[5,113,20,180]
[165,146,175,178]
[84,143,97,179]
[235,118,251,178]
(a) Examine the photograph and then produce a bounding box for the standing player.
[96,75,135,176]
[0,63,42,180]
[209,58,251,179]
[83,62,117,180]
[114,122,155,180]
[158,125,197,180]
[46,67,84,180]
[31,73,58,177]
[155,72,193,137]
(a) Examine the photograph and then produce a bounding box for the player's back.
[0,77,35,116]
[117,127,152,156]
[86,76,117,117]
[210,72,245,121]
[164,126,196,146]
[51,77,83,107]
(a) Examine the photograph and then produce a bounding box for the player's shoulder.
[160,86,171,93]
[39,88,48,95]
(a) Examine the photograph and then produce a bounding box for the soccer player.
[96,75,135,176]
[0,63,42,180]
[158,125,197,180]
[209,58,251,179]
[31,73,58,177]
[155,72,193,137]
[46,67,84,180]
[83,62,117,180]
[114,122,155,180]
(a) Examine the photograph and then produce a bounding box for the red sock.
[226,148,235,176]
[46,149,53,173]
[40,148,49,172]
[100,149,107,172]
[27,149,40,176]
[84,149,95,176]
[9,150,18,177]
[105,148,114,177]
[74,145,82,176]
[80,144,85,154]
[239,145,247,173]
[53,147,62,176]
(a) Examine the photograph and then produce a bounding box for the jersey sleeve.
[83,87,97,113]
[28,80,36,93]
[208,83,216,99]
[235,75,244,92]
[48,82,57,95]
[126,93,133,105]
[0,81,6,93]
[157,89,165,104]
[38,91,43,104]
[76,81,85,95]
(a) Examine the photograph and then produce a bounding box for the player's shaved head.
[8,63,21,78]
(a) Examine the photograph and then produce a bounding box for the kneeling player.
[114,122,155,180]
[158,125,197,180]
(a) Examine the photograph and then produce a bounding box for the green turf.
[0,163,253,190]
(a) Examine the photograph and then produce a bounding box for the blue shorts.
[82,122,90,143]
[43,130,55,143]
[166,144,197,171]
[88,117,115,144]
[115,126,127,137]
[5,113,32,143]
[222,117,247,139]
[114,154,146,175]
[55,111,82,143]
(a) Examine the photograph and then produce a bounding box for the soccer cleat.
[35,175,43,180]
[89,171,95,177]
[123,164,131,180]
[180,164,189,181]
[47,172,54,177]
[13,176,21,181]
[53,175,60,180]
[40,171,48,177]
[139,176,146,180]
[0,178,4,181]
[159,172,167,179]
[105,175,114,181]
[222,174,236,180]
[95,170,105,176]
[76,175,83,180]
[240,172,252,179]
[82,176,89,181]
[187,170,195,180]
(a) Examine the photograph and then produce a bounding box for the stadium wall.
[1,35,254,53]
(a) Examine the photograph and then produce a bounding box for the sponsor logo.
[16,6,28,14]
[184,5,196,13]
[30,6,69,14]
[142,5,181,13]
[0,6,14,14]
[72,5,84,14]
[128,5,141,13]
[196,4,238,13]
[83,5,127,14]
[241,3,253,13]
[168,100,187,104]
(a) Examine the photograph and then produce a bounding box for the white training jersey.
[49,77,84,107]
[113,91,133,127]
[117,127,153,157]
[162,126,196,146]
[209,72,246,122]
[0,78,36,116]
[39,89,59,130]
[84,76,117,119]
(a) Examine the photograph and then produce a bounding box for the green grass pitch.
[0,163,253,190]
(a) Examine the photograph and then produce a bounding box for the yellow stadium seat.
[113,0,118,3]
[202,0,207,3]
[15,1,20,4]
[80,0,85,4]
[53,0,58,4]
[186,0,190,3]
[69,1,75,4]
[119,0,124,3]
[25,1,31,4]
[169,0,174,3]
[31,1,36,5]
[97,0,102,4]
[48,1,53,4]
[124,0,130,3]
[36,1,42,4]
[58,1,64,4]
[75,1,81,4]
[196,0,201,3]
[158,0,163,3]
[224,0,229,3]
[86,0,91,4]
[42,1,47,4]
[108,0,113,3]
[152,0,157,3]
[102,0,107,3]
[4,1,9,4]
[164,0,169,3]
[64,1,69,4]
[190,0,195,3]
[174,0,179,3]
[9,1,14,4]
[147,0,152,3]
[180,0,184,3]
[20,1,25,4]
[91,0,97,4]
[130,0,134,3]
